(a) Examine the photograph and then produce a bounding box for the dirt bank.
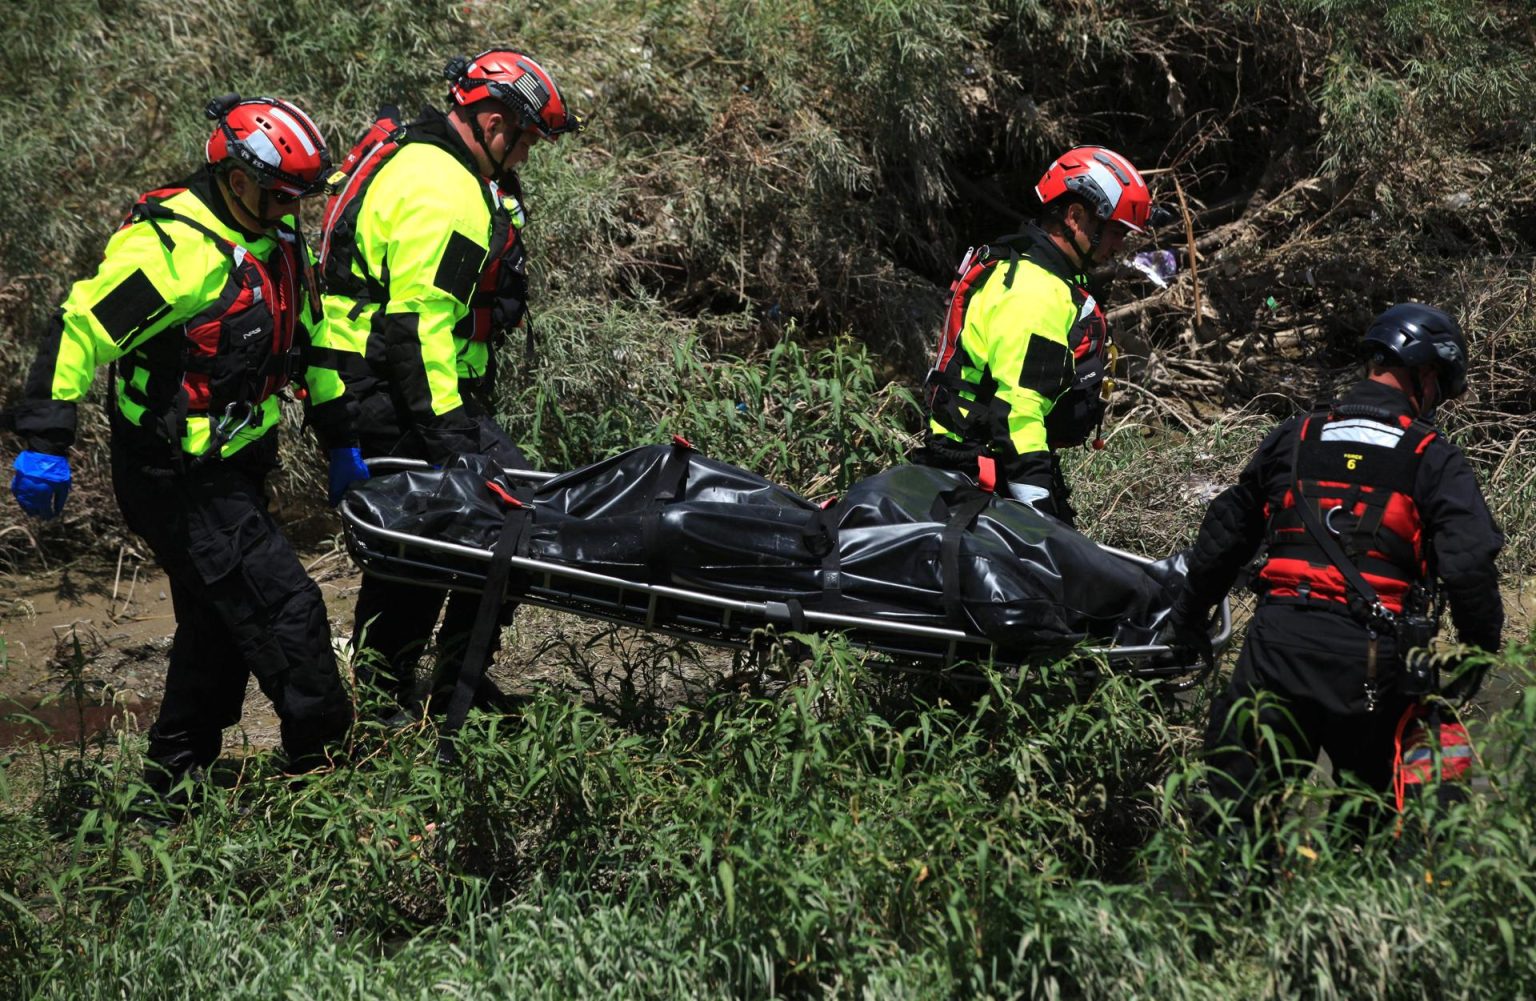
[0,542,744,752]
[0,545,360,752]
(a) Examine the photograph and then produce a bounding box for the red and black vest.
[318,109,528,345]
[1257,405,1435,615]
[926,230,1112,451]
[124,187,309,420]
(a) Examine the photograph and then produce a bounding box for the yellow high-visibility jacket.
[926,225,1111,493]
[13,170,350,463]
[312,108,527,461]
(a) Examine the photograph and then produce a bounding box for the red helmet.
[205,95,330,198]
[1035,146,1150,233]
[445,49,583,140]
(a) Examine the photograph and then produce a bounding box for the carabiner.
[212,401,256,443]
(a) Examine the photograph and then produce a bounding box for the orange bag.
[1393,703,1474,816]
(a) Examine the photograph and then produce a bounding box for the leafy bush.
[3,640,1534,998]
[505,300,918,496]
[3,0,1534,568]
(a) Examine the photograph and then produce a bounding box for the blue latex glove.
[11,451,71,519]
[327,447,370,507]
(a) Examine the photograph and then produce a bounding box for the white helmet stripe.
[243,129,283,169]
[1107,152,1148,193]
[1082,159,1124,211]
[263,105,319,156]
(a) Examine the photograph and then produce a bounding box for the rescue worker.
[310,49,581,714]
[1165,303,1504,838]
[5,95,364,792]
[916,146,1151,526]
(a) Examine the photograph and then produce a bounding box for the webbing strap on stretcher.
[439,496,532,759]
[442,438,696,750]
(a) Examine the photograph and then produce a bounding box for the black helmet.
[1363,303,1468,399]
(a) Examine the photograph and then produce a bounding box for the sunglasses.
[235,169,308,206]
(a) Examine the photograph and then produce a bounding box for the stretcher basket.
[338,460,1231,685]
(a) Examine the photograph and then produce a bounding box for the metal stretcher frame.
[339,460,1232,682]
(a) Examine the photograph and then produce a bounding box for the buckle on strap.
[975,455,997,494]
[188,401,257,467]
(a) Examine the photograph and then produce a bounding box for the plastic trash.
[1128,249,1178,288]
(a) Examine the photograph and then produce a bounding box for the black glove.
[1162,595,1214,665]
[1439,658,1489,703]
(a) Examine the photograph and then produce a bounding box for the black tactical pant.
[112,439,352,787]
[351,580,517,709]
[1202,607,1415,840]
[351,403,527,712]
[1204,685,1415,840]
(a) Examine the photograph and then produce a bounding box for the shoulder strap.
[132,197,240,262]
[1290,421,1394,630]
[318,121,408,279]
[976,235,1029,289]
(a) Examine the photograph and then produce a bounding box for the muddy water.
[1,547,366,753]
[0,559,174,748]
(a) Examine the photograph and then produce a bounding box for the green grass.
[3,638,1535,998]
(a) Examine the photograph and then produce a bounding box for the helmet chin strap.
[468,111,515,179]
[1066,216,1102,272]
[1406,367,1440,420]
[1054,202,1106,272]
[222,170,270,232]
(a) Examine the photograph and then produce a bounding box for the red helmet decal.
[445,49,583,140]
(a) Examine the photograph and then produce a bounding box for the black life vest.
[125,186,309,419]
[926,232,1112,451]
[1257,404,1435,615]
[318,108,527,345]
